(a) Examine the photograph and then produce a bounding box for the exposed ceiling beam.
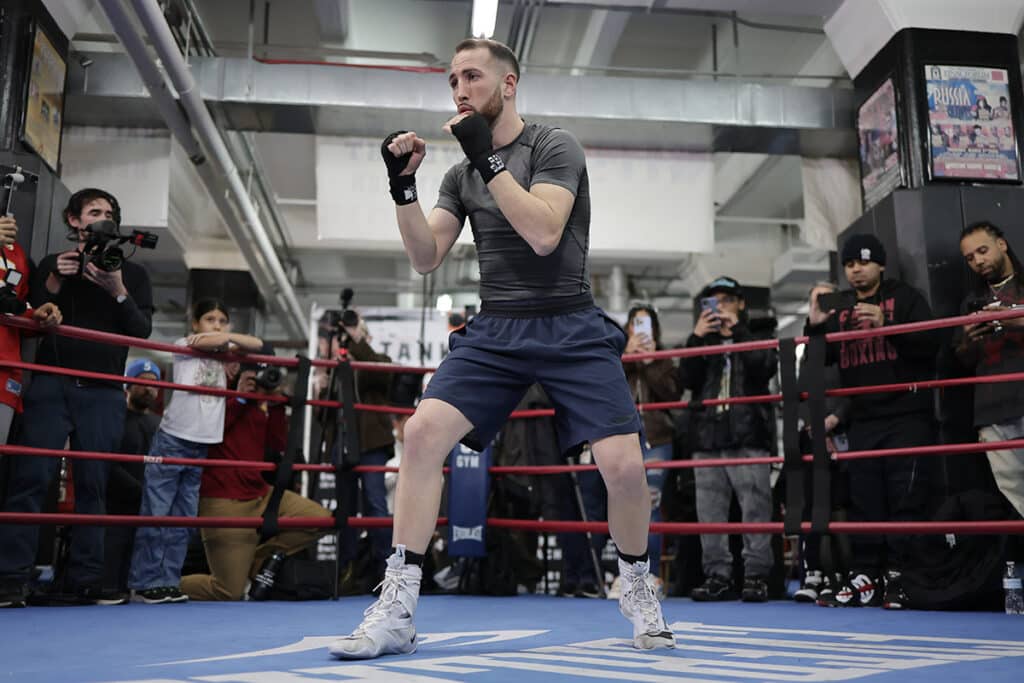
[571,8,630,74]
[66,53,857,156]
[713,35,847,217]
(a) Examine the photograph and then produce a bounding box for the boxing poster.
[857,78,903,210]
[925,65,1020,181]
[22,26,66,172]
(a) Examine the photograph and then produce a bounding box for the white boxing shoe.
[617,558,676,650]
[328,545,422,659]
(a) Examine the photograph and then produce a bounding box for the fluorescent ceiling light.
[471,0,498,38]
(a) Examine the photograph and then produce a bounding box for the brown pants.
[181,490,331,601]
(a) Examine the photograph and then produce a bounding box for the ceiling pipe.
[97,0,303,338]
[95,1,281,310]
[126,0,306,338]
[95,0,205,165]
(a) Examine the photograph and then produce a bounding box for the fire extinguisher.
[57,457,75,513]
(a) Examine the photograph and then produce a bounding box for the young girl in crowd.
[128,299,264,604]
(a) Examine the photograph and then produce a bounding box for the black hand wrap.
[381,131,418,205]
[451,115,506,184]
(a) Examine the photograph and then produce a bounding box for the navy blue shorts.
[422,302,642,453]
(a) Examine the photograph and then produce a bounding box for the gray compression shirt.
[434,121,591,302]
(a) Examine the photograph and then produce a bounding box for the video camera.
[80,219,158,273]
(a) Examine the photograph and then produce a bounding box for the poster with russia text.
[925,65,1019,181]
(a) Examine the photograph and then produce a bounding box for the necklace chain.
[990,271,1015,293]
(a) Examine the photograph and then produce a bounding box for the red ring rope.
[4,306,1021,375]
[6,438,1023,477]
[0,512,1020,536]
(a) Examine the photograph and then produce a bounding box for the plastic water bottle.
[1005,561,1023,615]
[248,552,286,601]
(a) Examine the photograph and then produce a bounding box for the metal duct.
[95,0,205,165]
[124,0,305,338]
[66,54,857,157]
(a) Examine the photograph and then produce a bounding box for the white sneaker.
[617,558,675,650]
[328,545,422,659]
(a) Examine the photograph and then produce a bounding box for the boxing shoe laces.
[618,559,675,650]
[328,547,421,660]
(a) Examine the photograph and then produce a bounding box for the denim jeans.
[0,375,125,590]
[693,448,774,579]
[557,467,608,585]
[339,447,395,569]
[644,441,671,564]
[128,429,207,590]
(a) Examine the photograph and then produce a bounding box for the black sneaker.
[557,580,578,597]
[134,586,188,604]
[0,583,27,608]
[77,586,128,606]
[882,570,908,610]
[691,575,737,602]
[793,570,822,603]
[576,581,602,599]
[814,573,839,607]
[818,573,883,607]
[741,576,768,602]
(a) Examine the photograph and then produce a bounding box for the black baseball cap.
[700,276,743,299]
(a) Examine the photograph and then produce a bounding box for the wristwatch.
[115,293,128,304]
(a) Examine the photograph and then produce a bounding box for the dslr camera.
[242,362,284,391]
[254,364,284,391]
[80,219,158,274]
[328,287,360,329]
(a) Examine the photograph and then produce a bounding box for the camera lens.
[255,366,283,390]
[94,247,124,272]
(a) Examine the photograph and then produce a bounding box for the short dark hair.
[64,188,121,227]
[961,220,1007,242]
[191,298,230,324]
[453,38,520,81]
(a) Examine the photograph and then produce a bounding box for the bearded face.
[478,81,505,125]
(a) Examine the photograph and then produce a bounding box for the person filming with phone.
[955,221,1024,521]
[678,276,777,603]
[805,233,938,610]
[621,304,678,593]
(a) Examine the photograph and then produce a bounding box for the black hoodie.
[806,279,938,422]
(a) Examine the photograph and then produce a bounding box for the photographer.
[181,355,331,601]
[0,188,152,608]
[956,221,1024,520]
[0,215,62,446]
[336,312,396,592]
